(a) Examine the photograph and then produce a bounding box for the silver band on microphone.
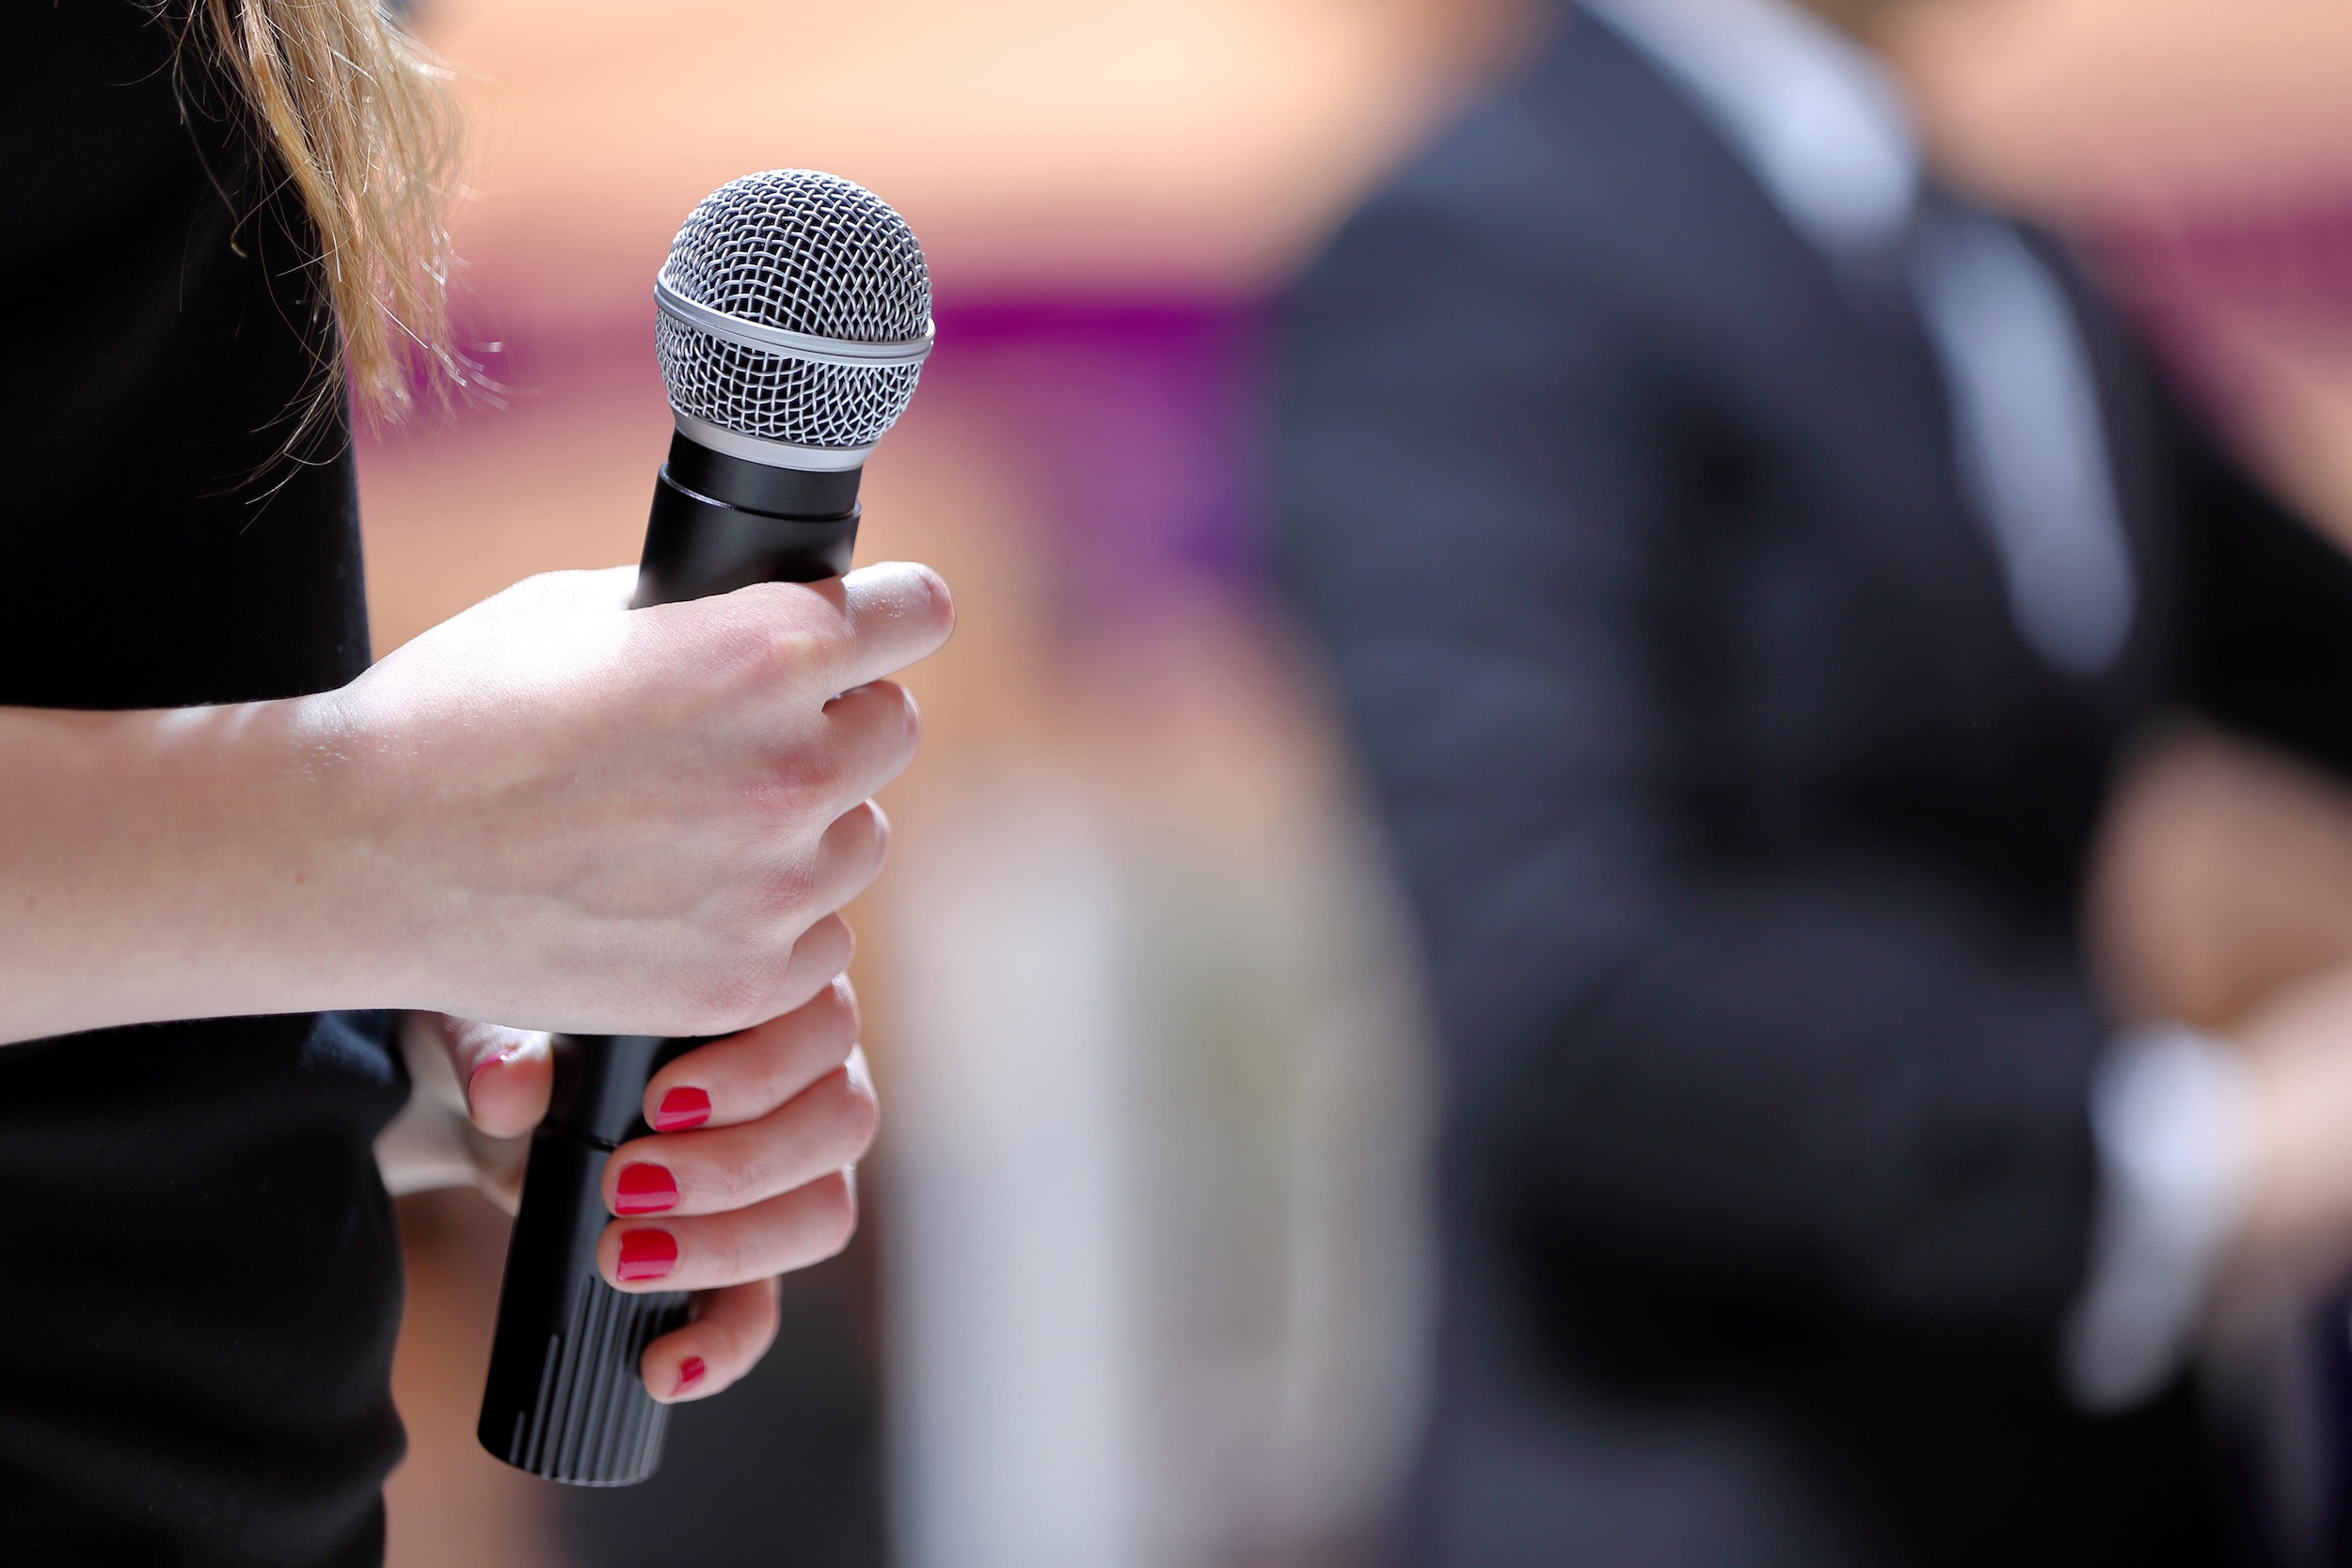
[672,412,874,471]
[655,276,935,369]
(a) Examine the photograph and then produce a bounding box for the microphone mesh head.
[655,170,930,451]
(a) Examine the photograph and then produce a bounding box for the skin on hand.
[326,562,946,1037]
[454,974,876,1402]
[0,561,951,1044]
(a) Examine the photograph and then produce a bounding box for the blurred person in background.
[1280,0,2352,1562]
[0,4,948,1562]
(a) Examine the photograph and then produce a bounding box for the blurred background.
[359,1,2352,1562]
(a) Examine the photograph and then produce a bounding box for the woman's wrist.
[0,562,953,1045]
[0,693,389,1042]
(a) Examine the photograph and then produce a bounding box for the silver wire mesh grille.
[655,169,931,450]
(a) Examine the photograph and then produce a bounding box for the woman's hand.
[0,561,950,1043]
[327,562,946,1037]
[458,975,876,1402]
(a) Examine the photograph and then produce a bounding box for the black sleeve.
[2174,387,2352,779]
[1276,184,2099,1338]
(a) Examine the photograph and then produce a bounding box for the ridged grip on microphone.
[480,1036,695,1487]
[654,169,931,451]
[490,1193,688,1487]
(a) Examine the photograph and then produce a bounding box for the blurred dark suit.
[1278,10,2352,1565]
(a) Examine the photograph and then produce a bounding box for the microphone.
[477,168,933,1487]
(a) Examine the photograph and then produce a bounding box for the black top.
[0,5,408,1563]
[1279,12,2352,1567]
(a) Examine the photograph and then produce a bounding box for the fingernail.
[675,1355,707,1396]
[654,1087,710,1132]
[613,1163,678,1214]
[615,1229,678,1282]
[467,1043,529,1106]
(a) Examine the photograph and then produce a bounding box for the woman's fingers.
[734,911,857,1029]
[599,1169,860,1294]
[607,1045,876,1217]
[434,1015,553,1138]
[684,804,877,1029]
[596,990,877,1401]
[676,563,946,736]
[799,562,955,697]
[443,912,860,1148]
[796,800,892,926]
[677,901,858,1046]
[815,680,922,820]
[642,976,861,1132]
[641,1278,781,1403]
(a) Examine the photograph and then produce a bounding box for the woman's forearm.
[0,562,952,1046]
[0,695,378,1043]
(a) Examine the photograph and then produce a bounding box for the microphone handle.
[479,442,860,1485]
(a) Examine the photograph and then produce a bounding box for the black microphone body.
[639,435,862,601]
[476,436,862,1485]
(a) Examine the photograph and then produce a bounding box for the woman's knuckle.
[813,997,860,1069]
[823,809,875,867]
[846,683,905,740]
[737,790,803,849]
[812,1178,859,1257]
[840,1104,881,1165]
[739,790,803,843]
[682,960,783,1036]
[702,611,771,676]
[758,737,847,808]
[792,919,856,987]
[835,1072,881,1148]
[777,901,827,947]
[785,1088,872,1171]
[714,604,826,688]
[858,802,895,857]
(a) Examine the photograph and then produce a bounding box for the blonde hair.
[190,0,463,427]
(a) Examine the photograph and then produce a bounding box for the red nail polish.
[654,1086,710,1132]
[675,1355,707,1396]
[613,1163,678,1214]
[615,1229,677,1281]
